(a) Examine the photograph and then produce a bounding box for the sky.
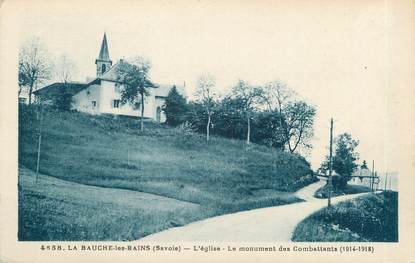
[13,0,399,172]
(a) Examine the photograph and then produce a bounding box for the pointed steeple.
[98,33,110,61]
[95,33,112,77]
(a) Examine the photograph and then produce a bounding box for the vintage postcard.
[1,0,414,262]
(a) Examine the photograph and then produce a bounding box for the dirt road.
[141,178,371,241]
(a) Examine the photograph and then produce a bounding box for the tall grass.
[292,191,398,242]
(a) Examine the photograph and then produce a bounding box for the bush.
[172,122,201,149]
[163,86,188,126]
[293,191,398,242]
[332,175,350,189]
[52,85,73,111]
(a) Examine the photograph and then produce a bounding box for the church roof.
[95,59,187,97]
[34,82,87,97]
[36,58,186,99]
[94,59,155,88]
[95,60,121,82]
[97,33,110,61]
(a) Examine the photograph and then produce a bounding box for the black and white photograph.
[1,0,414,262]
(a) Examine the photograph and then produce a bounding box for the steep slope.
[19,105,317,240]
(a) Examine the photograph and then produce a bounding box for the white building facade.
[35,33,185,123]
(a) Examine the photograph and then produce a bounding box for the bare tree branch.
[54,54,77,83]
[19,37,52,104]
[195,74,216,142]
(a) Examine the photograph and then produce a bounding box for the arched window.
[156,107,161,123]
[101,64,106,73]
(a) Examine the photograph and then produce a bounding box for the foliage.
[361,160,368,169]
[251,111,285,149]
[317,133,360,188]
[172,122,200,149]
[230,79,264,144]
[210,100,285,149]
[116,57,153,131]
[318,156,330,175]
[49,85,73,111]
[18,62,30,96]
[211,96,246,139]
[163,86,188,126]
[332,133,360,188]
[185,102,208,132]
[293,191,398,242]
[184,79,315,153]
[260,81,316,153]
[282,101,316,153]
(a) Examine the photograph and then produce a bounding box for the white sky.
[14,0,399,172]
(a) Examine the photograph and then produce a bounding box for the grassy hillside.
[19,168,202,241]
[292,191,398,242]
[19,105,317,240]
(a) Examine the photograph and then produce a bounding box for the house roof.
[353,168,372,177]
[34,82,88,97]
[153,84,186,98]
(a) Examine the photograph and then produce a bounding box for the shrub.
[163,86,188,126]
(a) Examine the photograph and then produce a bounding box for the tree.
[163,86,188,126]
[116,57,153,132]
[261,80,315,153]
[230,80,264,144]
[186,101,209,133]
[50,54,77,111]
[211,96,246,140]
[361,160,368,169]
[282,101,316,153]
[332,133,360,188]
[54,88,73,111]
[19,37,52,105]
[318,156,330,175]
[18,62,30,97]
[251,111,285,148]
[54,54,77,83]
[195,74,216,142]
[262,81,295,113]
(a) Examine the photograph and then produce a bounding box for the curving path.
[140,178,374,242]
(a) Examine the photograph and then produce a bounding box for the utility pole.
[328,118,334,208]
[389,176,392,191]
[371,160,375,191]
[384,172,388,191]
[35,104,44,184]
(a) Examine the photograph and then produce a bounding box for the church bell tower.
[95,33,112,77]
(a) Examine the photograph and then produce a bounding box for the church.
[35,33,185,123]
